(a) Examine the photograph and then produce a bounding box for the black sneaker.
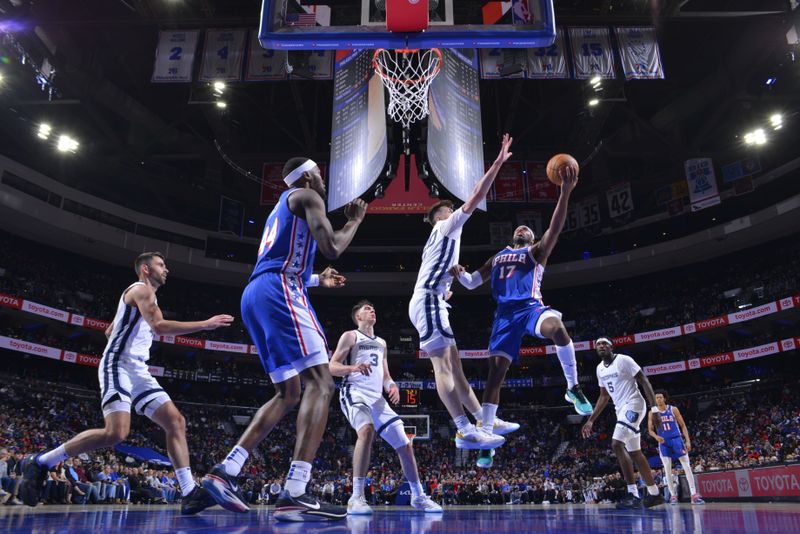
[181,485,215,515]
[643,493,665,508]
[273,490,347,522]
[19,454,48,507]
[200,464,250,513]
[615,494,643,510]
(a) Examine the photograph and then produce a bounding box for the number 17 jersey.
[491,246,545,308]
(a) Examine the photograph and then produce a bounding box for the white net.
[373,48,442,129]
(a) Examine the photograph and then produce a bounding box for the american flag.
[286,12,317,27]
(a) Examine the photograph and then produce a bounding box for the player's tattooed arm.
[582,387,610,438]
[532,166,578,265]
[648,412,665,444]
[672,406,692,452]
[329,331,371,377]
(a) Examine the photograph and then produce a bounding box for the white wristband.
[307,274,320,287]
[650,406,660,413]
[383,380,396,393]
[458,271,482,290]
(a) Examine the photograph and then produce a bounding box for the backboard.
[259,0,555,50]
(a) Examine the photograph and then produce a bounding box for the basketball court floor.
[1,503,799,533]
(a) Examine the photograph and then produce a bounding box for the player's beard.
[512,236,530,247]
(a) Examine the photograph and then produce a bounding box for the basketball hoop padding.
[386,0,429,33]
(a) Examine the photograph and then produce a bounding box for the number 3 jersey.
[596,353,645,410]
[341,330,387,404]
[490,246,545,308]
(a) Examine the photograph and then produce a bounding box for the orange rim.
[373,48,443,86]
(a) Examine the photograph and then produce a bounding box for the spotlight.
[0,72,4,85]
[213,81,226,94]
[588,98,600,107]
[743,128,767,145]
[37,123,52,140]
[216,101,227,109]
[589,76,601,85]
[56,135,79,153]
[765,77,777,86]
[769,113,783,130]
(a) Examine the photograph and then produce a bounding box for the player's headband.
[284,159,317,186]
[595,337,613,347]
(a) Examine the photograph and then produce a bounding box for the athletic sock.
[222,445,249,477]
[454,415,472,433]
[627,484,639,498]
[661,456,675,497]
[647,484,659,496]
[38,444,69,468]
[352,477,365,499]
[175,467,196,497]
[481,403,499,430]
[285,460,312,497]
[679,455,698,495]
[471,409,483,422]
[410,480,424,500]
[555,341,578,389]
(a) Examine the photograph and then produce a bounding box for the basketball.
[546,153,579,186]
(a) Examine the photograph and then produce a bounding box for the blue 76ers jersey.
[490,247,545,307]
[250,188,316,283]
[656,405,682,439]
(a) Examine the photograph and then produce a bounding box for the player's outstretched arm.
[672,406,692,452]
[449,256,492,290]
[307,266,347,289]
[648,412,665,444]
[461,133,513,216]
[127,285,233,336]
[532,167,578,265]
[581,387,610,438]
[329,331,371,377]
[293,190,367,259]
[381,347,399,405]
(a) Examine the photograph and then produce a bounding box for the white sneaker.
[411,494,443,513]
[478,418,520,436]
[455,426,505,450]
[347,495,373,515]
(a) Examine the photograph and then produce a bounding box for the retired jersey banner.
[246,31,287,81]
[606,182,634,218]
[527,27,569,79]
[152,30,199,83]
[614,27,665,80]
[199,29,247,82]
[685,158,721,211]
[479,48,526,80]
[568,27,615,79]
[526,161,558,202]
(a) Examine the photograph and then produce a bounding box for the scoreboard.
[400,388,420,408]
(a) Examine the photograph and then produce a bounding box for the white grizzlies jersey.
[103,282,155,362]
[596,353,645,410]
[413,207,471,296]
[342,330,387,404]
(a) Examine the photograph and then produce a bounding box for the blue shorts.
[241,272,329,383]
[488,300,562,363]
[659,436,687,460]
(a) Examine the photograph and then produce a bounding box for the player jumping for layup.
[648,390,705,505]
[450,165,592,467]
[202,158,367,522]
[409,134,515,451]
[581,338,665,509]
[19,252,233,514]
[330,300,442,515]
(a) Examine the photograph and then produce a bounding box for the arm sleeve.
[437,207,470,238]
[457,270,483,289]
[306,274,320,287]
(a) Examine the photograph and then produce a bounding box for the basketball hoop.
[373,48,443,130]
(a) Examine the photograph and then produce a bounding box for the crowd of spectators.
[1,374,797,508]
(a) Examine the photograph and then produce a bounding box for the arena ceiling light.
[37,123,52,140]
[770,113,783,130]
[213,81,226,95]
[216,101,227,109]
[588,98,600,107]
[743,128,767,145]
[56,134,79,153]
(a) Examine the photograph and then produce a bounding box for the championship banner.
[721,157,761,183]
[606,181,634,218]
[199,29,247,82]
[152,30,199,83]
[246,31,287,81]
[490,161,526,202]
[614,27,665,80]
[260,163,285,205]
[684,158,721,211]
[526,161,558,202]
[568,27,615,80]
[527,27,569,79]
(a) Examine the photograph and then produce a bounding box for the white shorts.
[98,353,171,419]
[339,385,409,449]
[612,399,646,452]
[409,292,456,353]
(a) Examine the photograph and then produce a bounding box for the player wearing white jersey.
[330,301,441,515]
[581,338,665,509]
[409,134,516,451]
[19,252,233,514]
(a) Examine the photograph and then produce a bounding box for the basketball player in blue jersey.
[451,166,591,466]
[19,252,233,514]
[648,390,705,505]
[201,157,367,522]
[409,134,515,452]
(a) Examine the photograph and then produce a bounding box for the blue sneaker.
[201,464,250,513]
[565,385,593,416]
[476,449,495,469]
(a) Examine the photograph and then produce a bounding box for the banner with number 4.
[152,30,199,83]
[200,29,247,82]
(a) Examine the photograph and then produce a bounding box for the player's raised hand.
[345,198,368,223]
[449,264,465,278]
[494,133,514,165]
[203,314,234,330]
[387,384,400,405]
[352,362,371,376]
[559,164,579,194]
[581,420,593,439]
[319,266,346,288]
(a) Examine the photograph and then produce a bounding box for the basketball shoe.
[565,385,593,416]
[273,490,347,522]
[477,418,521,436]
[455,426,505,450]
[19,454,48,507]
[411,494,443,513]
[201,464,250,513]
[347,495,373,515]
[691,494,705,505]
[643,493,665,508]
[476,448,495,469]
[180,485,215,515]
[616,493,643,509]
